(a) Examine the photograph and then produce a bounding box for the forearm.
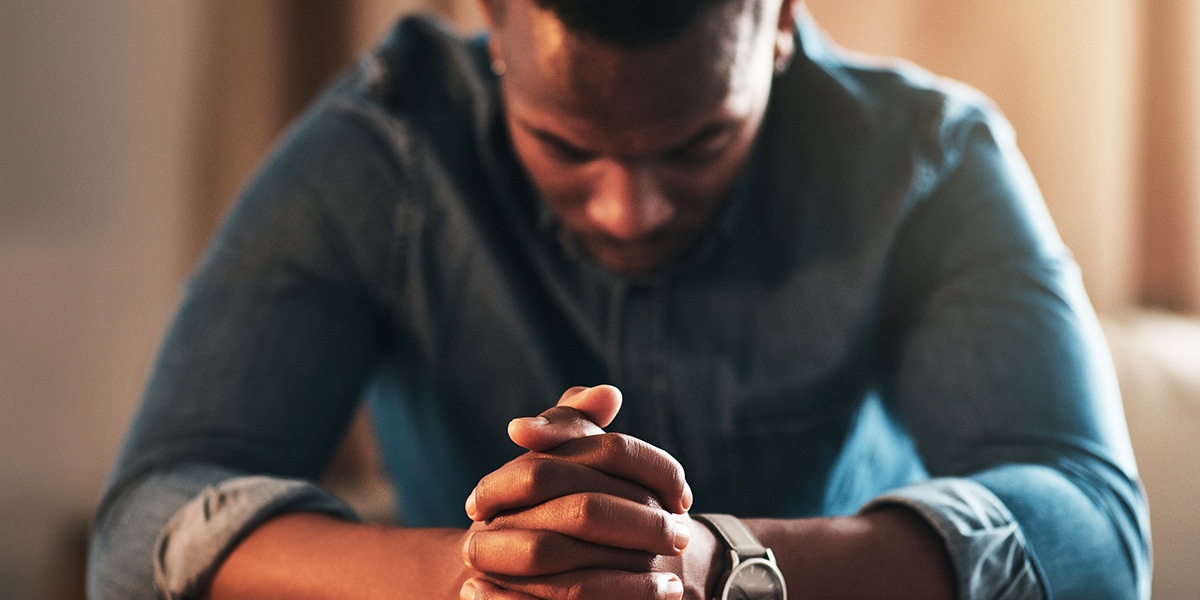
[206,513,470,600]
[742,508,954,600]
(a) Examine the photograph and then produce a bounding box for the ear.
[477,0,507,74]
[477,0,501,29]
[774,0,800,74]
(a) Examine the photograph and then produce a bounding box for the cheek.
[510,136,590,211]
[659,172,719,206]
[659,155,750,218]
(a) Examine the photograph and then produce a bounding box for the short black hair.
[531,0,747,49]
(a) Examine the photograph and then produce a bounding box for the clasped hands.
[459,385,716,600]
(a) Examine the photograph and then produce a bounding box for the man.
[88,0,1151,598]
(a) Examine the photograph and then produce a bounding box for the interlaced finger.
[533,432,693,514]
[482,493,690,556]
[468,455,663,521]
[463,529,657,576]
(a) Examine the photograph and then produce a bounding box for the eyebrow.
[517,117,738,160]
[668,121,738,155]
[521,120,597,159]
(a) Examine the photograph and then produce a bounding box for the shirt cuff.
[861,477,1046,600]
[153,475,360,600]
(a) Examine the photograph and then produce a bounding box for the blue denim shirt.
[88,13,1150,600]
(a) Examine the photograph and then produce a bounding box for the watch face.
[723,557,786,600]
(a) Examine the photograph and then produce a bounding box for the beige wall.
[1141,0,1200,310]
[0,1,204,597]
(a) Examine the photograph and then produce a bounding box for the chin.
[581,234,693,275]
[595,250,677,275]
[606,262,660,276]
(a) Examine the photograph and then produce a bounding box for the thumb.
[557,384,622,428]
[508,385,623,452]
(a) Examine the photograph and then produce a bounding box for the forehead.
[498,0,763,148]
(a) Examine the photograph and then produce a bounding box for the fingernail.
[662,575,684,599]
[461,533,473,566]
[460,579,478,600]
[682,482,694,511]
[511,416,549,428]
[464,490,477,519]
[672,515,691,552]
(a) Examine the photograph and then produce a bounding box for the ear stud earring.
[774,32,795,75]
[491,57,507,76]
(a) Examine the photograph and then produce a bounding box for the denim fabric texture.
[88,13,1151,600]
[863,478,1043,598]
[153,475,358,599]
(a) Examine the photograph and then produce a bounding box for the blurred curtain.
[191,0,1200,314]
[1139,1,1200,312]
[190,1,349,258]
[189,0,481,260]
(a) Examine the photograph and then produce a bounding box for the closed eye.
[523,124,598,164]
[543,136,598,163]
[663,122,737,165]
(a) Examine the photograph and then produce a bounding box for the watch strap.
[692,513,769,559]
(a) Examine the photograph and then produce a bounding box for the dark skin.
[492,0,773,275]
[463,387,955,600]
[462,386,710,599]
[206,388,953,599]
[203,0,957,598]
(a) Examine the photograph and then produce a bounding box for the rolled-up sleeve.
[862,478,1042,600]
[88,465,358,600]
[153,473,359,600]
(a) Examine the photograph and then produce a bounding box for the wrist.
[691,514,788,600]
[679,515,723,600]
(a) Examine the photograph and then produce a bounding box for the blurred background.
[1,0,1197,598]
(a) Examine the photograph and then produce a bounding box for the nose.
[585,160,675,241]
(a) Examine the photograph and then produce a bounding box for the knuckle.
[598,432,633,459]
[514,535,544,573]
[665,457,687,493]
[643,446,686,498]
[530,533,569,569]
[657,509,675,537]
[566,492,608,525]
[567,493,592,523]
[523,458,568,496]
[515,460,541,497]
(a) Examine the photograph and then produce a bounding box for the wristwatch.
[692,513,787,600]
